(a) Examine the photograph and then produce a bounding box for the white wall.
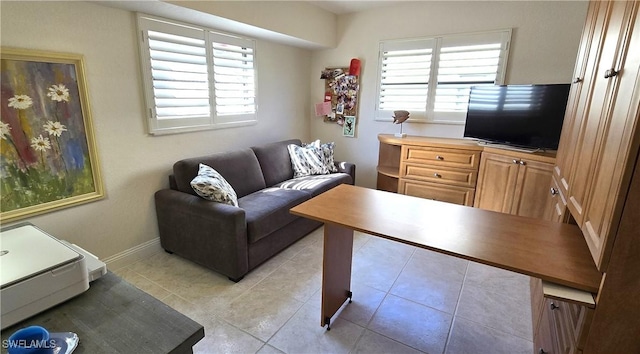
[309,1,589,189]
[0,1,312,260]
[165,0,338,48]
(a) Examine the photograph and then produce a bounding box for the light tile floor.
[113,227,533,354]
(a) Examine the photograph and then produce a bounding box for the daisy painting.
[0,48,103,222]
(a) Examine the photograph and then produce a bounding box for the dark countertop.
[1,272,204,353]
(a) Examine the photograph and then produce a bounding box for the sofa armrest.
[335,161,356,185]
[154,189,249,280]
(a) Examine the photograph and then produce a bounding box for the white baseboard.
[103,237,163,271]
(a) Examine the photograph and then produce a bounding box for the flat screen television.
[463,84,570,150]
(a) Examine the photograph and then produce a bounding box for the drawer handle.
[435,155,444,160]
[550,187,559,196]
[519,160,526,166]
[550,302,559,310]
[434,173,442,178]
[512,159,519,164]
[573,77,582,83]
[604,68,619,79]
[539,349,548,354]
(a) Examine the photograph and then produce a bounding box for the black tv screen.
[463,84,570,150]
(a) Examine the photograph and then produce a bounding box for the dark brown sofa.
[154,139,355,281]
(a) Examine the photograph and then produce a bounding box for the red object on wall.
[349,58,361,76]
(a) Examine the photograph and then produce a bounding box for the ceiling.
[306,0,400,14]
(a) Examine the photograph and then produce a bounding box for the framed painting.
[0,48,104,223]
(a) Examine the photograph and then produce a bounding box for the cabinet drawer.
[401,163,477,187]
[399,179,475,206]
[403,146,480,170]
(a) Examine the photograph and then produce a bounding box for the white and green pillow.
[190,163,238,207]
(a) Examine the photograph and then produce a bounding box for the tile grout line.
[442,260,470,353]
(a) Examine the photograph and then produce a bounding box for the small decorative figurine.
[393,110,410,137]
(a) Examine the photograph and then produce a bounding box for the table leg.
[321,223,354,329]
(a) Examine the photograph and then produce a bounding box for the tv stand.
[376,134,557,219]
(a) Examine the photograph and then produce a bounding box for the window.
[376,30,511,124]
[137,14,257,135]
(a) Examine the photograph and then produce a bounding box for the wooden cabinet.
[531,279,596,354]
[377,135,482,206]
[535,299,559,354]
[554,0,640,271]
[399,144,480,206]
[376,136,554,215]
[553,1,609,200]
[543,1,640,351]
[376,141,401,193]
[474,149,556,219]
[546,175,569,223]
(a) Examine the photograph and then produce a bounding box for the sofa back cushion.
[251,139,301,187]
[173,148,267,198]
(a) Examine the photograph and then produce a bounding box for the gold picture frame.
[0,48,104,223]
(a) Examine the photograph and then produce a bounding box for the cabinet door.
[535,300,560,354]
[581,1,640,270]
[474,152,520,213]
[567,1,631,225]
[545,175,568,223]
[511,159,555,219]
[555,0,610,198]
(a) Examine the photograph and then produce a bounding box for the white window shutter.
[137,14,258,134]
[210,33,256,119]
[376,30,511,124]
[379,48,432,111]
[434,42,503,113]
[148,30,211,120]
[377,39,435,121]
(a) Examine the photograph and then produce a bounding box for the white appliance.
[0,223,99,330]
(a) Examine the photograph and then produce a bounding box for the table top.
[291,184,602,293]
[1,272,204,353]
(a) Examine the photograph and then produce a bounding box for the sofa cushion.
[275,173,353,197]
[287,143,330,178]
[305,140,338,173]
[190,164,239,207]
[239,188,310,244]
[174,148,266,198]
[251,139,301,187]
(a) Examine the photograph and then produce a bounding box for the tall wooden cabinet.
[559,0,640,272]
[534,1,640,353]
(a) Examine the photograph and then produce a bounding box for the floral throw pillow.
[287,143,329,178]
[190,163,238,207]
[304,140,338,173]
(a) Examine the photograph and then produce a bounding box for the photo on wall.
[343,116,356,137]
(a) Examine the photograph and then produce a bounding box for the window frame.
[376,29,512,125]
[137,13,258,135]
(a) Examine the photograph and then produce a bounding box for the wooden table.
[290,184,602,329]
[1,272,204,353]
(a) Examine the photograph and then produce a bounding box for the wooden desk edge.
[290,186,601,294]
